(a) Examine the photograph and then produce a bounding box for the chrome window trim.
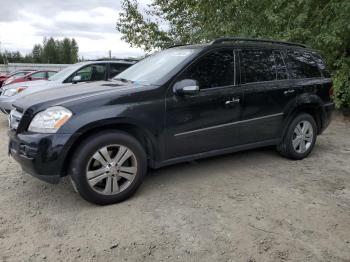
[174,113,284,137]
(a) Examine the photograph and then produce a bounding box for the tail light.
[329,86,334,98]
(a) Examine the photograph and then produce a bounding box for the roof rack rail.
[166,44,188,49]
[210,37,307,48]
[92,58,139,62]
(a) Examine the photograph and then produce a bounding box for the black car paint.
[8,43,334,184]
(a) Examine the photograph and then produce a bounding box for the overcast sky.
[0,0,149,59]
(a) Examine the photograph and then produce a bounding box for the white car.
[0,60,136,114]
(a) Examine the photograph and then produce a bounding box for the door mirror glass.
[72,75,82,83]
[174,79,200,95]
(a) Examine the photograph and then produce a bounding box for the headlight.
[2,87,27,97]
[28,106,72,133]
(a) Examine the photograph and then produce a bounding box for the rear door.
[164,48,243,159]
[283,49,328,102]
[238,48,297,144]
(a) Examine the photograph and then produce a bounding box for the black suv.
[8,38,334,205]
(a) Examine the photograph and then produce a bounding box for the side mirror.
[72,75,82,83]
[174,79,200,96]
[26,76,32,81]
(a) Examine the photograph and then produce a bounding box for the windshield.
[48,63,83,81]
[114,48,199,85]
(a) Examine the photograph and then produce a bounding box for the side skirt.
[150,139,281,169]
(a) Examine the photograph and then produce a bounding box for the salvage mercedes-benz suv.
[8,38,334,205]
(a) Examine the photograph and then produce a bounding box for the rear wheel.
[70,131,147,205]
[277,113,317,160]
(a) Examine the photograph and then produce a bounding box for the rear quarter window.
[312,53,331,78]
[284,50,321,79]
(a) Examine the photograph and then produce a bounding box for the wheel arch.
[282,102,323,139]
[60,120,159,177]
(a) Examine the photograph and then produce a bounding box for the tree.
[117,0,350,108]
[42,37,59,63]
[0,37,80,65]
[32,44,43,63]
[70,38,79,64]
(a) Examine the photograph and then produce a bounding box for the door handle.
[284,89,295,95]
[225,97,240,105]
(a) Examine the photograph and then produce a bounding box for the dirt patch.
[0,113,349,261]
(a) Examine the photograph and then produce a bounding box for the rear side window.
[240,50,276,83]
[284,50,321,79]
[273,51,288,80]
[183,49,235,89]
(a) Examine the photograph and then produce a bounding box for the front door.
[164,48,243,160]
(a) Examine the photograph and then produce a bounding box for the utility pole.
[109,50,111,59]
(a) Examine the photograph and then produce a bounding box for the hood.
[13,81,143,112]
[1,80,51,90]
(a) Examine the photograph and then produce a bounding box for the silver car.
[0,60,136,114]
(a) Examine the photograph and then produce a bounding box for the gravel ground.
[0,113,349,262]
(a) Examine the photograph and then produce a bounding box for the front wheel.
[277,113,317,160]
[70,131,147,205]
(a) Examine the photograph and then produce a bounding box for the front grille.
[9,109,23,131]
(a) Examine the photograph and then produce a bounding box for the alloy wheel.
[86,145,138,195]
[292,120,314,154]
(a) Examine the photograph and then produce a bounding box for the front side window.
[181,49,235,89]
[109,63,131,79]
[67,64,107,82]
[241,49,276,84]
[47,71,57,78]
[31,72,46,79]
[284,50,321,79]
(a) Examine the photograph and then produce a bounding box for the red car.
[2,70,57,86]
[0,70,35,87]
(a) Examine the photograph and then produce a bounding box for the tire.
[277,113,317,160]
[70,130,147,205]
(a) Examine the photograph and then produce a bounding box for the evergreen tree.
[61,38,72,64]
[0,37,80,65]
[71,38,79,63]
[32,44,43,63]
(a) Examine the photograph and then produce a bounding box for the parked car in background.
[2,70,58,86]
[0,70,35,87]
[8,38,334,205]
[0,59,137,114]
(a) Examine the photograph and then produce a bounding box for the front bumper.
[8,130,78,184]
[0,96,16,112]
